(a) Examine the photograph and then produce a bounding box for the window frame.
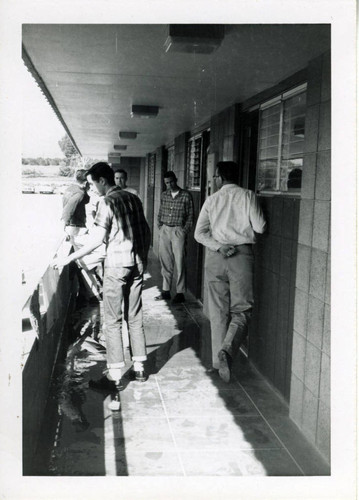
[186,133,203,191]
[256,82,307,196]
[166,145,175,172]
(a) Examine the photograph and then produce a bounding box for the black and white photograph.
[0,1,357,499]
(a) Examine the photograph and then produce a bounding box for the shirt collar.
[220,183,237,190]
[165,188,182,196]
[106,185,120,196]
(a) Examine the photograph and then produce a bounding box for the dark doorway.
[146,153,156,246]
[186,130,210,300]
[240,109,259,191]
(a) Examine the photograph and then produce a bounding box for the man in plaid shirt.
[156,171,194,304]
[53,162,151,397]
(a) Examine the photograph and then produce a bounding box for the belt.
[66,224,85,228]
[163,223,177,227]
[233,243,252,249]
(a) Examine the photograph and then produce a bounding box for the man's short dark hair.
[86,162,115,184]
[164,170,177,181]
[216,161,238,183]
[115,169,128,180]
[75,169,88,184]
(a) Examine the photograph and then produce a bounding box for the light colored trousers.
[205,246,254,369]
[103,263,147,368]
[158,225,186,294]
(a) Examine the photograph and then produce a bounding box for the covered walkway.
[32,252,329,477]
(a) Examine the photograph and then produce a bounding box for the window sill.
[258,191,301,198]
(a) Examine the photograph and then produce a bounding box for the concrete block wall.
[289,51,331,463]
[250,197,300,401]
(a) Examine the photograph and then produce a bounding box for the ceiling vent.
[164,25,224,54]
[113,145,127,151]
[108,153,122,164]
[131,105,159,118]
[119,131,137,139]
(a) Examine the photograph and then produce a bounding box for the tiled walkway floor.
[38,253,329,476]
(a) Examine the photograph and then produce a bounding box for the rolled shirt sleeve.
[94,198,112,235]
[249,192,267,234]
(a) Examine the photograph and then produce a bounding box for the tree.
[59,165,75,177]
[58,135,78,160]
[78,157,101,169]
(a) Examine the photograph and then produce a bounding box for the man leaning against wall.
[195,161,266,383]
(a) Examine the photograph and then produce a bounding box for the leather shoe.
[154,291,171,301]
[218,350,232,383]
[129,369,148,382]
[89,375,124,392]
[172,293,185,304]
[134,370,147,382]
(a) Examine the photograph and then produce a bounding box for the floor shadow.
[33,250,329,476]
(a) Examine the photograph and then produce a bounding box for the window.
[257,83,307,194]
[187,135,202,190]
[167,146,175,171]
[148,153,155,187]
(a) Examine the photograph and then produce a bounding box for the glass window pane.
[258,103,281,167]
[280,158,303,191]
[257,161,277,191]
[167,147,175,171]
[187,137,202,190]
[257,88,306,194]
[282,136,305,158]
[260,133,279,149]
[281,91,306,162]
[259,146,279,160]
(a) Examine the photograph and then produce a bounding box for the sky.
[21,63,66,158]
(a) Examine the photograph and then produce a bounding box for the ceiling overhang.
[22,24,330,160]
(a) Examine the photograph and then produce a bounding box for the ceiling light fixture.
[164,25,224,54]
[119,131,137,139]
[131,105,159,118]
[108,153,122,164]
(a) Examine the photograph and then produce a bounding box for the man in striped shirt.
[53,162,151,395]
[156,171,194,304]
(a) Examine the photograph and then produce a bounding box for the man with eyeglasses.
[195,161,266,382]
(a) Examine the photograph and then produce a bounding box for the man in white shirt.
[114,169,139,197]
[195,161,266,382]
